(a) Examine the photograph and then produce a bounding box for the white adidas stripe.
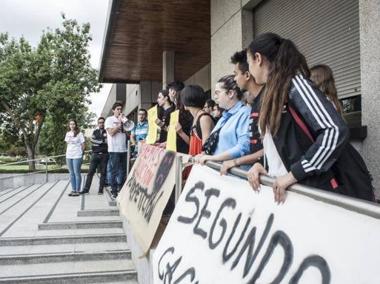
[295,75,337,170]
[293,75,338,171]
[293,77,333,169]
[292,77,330,168]
[300,76,339,168]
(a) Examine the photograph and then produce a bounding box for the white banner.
[118,144,176,254]
[153,165,380,283]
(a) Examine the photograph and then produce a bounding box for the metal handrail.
[203,161,380,219]
[0,151,92,182]
[0,151,92,167]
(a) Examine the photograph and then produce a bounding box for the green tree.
[0,15,100,170]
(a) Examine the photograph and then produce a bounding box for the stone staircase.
[0,177,138,283]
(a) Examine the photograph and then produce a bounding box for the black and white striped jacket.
[280,74,349,182]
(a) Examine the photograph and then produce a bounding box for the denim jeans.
[108,152,127,195]
[66,158,82,192]
[106,159,121,185]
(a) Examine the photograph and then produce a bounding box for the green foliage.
[0,16,100,168]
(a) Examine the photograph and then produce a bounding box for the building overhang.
[99,0,210,83]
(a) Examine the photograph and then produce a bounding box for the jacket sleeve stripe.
[293,75,339,171]
[299,76,340,168]
[293,76,333,169]
[301,129,333,172]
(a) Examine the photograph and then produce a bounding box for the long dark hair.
[67,119,80,137]
[247,33,309,135]
[310,64,342,114]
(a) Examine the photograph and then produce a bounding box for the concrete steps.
[0,250,131,265]
[0,241,129,255]
[35,227,125,237]
[0,269,138,283]
[0,177,138,283]
[0,186,23,198]
[38,220,123,230]
[0,233,127,246]
[78,209,120,217]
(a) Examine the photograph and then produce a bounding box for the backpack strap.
[288,105,314,142]
[288,105,339,189]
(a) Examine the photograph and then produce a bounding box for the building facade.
[100,0,380,195]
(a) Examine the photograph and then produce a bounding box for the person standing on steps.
[65,119,85,197]
[105,102,128,199]
[81,117,108,195]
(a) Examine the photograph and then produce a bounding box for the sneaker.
[111,193,117,199]
[72,192,80,196]
[98,191,103,195]
[68,192,75,196]
[79,191,88,195]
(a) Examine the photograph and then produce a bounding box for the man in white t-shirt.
[105,102,127,198]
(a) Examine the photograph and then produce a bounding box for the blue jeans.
[109,152,127,195]
[106,160,121,185]
[66,158,82,192]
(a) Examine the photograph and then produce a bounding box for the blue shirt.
[213,101,251,159]
[132,121,148,141]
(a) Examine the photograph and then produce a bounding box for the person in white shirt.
[65,119,85,196]
[105,102,128,199]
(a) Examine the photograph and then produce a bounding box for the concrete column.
[162,50,175,89]
[359,0,380,195]
[140,80,162,110]
[116,83,126,104]
[241,8,254,48]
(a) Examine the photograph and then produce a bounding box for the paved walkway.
[0,175,138,283]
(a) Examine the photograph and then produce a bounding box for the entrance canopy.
[99,0,210,83]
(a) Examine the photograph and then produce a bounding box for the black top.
[158,105,175,143]
[176,109,193,154]
[91,128,108,153]
[193,112,214,140]
[249,90,263,154]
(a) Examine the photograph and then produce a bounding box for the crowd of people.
[64,32,375,203]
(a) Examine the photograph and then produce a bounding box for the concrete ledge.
[0,173,69,189]
[38,220,123,230]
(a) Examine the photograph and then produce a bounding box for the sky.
[0,0,112,116]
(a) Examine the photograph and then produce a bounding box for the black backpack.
[288,105,375,202]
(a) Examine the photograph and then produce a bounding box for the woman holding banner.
[167,81,193,154]
[245,33,373,203]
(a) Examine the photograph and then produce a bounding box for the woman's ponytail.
[248,33,310,135]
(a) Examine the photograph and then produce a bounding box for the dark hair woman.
[246,33,350,203]
[310,64,343,114]
[177,85,215,156]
